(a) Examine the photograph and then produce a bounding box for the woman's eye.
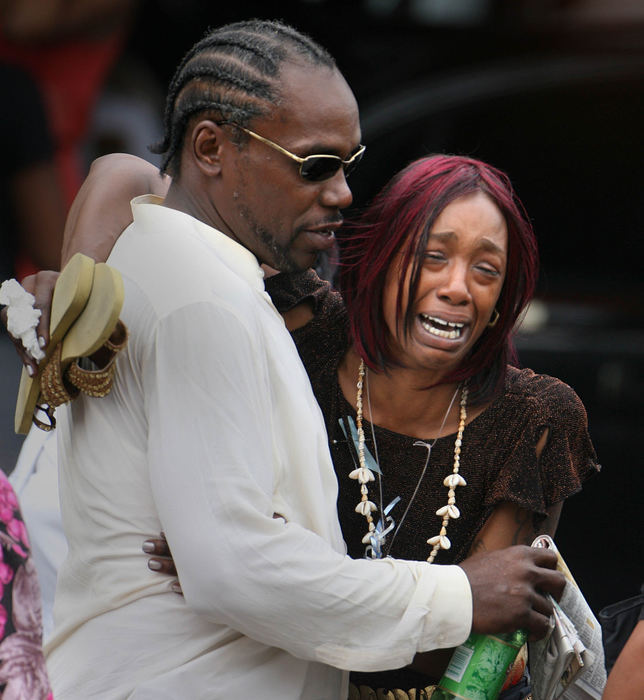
[424,251,445,263]
[475,263,500,277]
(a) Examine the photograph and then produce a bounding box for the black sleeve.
[264,269,350,379]
[264,269,336,315]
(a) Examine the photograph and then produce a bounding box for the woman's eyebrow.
[477,238,506,255]
[427,230,454,243]
[429,231,506,256]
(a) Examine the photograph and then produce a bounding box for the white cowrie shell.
[355,500,377,516]
[436,505,460,519]
[443,473,467,488]
[427,535,452,550]
[349,468,375,483]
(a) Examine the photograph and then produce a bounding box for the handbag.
[598,585,644,673]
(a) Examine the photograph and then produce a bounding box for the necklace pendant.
[364,517,392,559]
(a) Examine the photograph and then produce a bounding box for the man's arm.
[145,300,473,672]
[410,499,562,677]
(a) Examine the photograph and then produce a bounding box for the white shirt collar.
[130,194,265,292]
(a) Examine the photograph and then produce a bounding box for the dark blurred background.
[1,0,642,616]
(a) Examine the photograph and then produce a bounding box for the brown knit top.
[266,270,600,692]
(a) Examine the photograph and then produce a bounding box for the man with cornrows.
[44,19,564,699]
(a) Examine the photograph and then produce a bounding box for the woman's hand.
[3,153,169,371]
[1,270,59,375]
[142,513,290,595]
[142,533,182,594]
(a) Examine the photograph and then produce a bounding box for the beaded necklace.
[351,358,469,563]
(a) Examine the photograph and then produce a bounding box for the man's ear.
[191,120,226,176]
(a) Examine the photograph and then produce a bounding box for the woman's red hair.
[338,154,539,402]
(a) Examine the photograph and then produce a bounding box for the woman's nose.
[437,264,471,306]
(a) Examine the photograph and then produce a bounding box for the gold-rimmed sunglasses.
[221,122,366,183]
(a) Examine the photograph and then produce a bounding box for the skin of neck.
[162,124,246,248]
[163,173,234,242]
[339,346,467,439]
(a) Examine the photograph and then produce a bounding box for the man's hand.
[1,270,59,375]
[459,545,565,640]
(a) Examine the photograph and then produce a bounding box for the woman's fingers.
[146,556,177,576]
[142,534,178,579]
[2,271,59,374]
[142,536,171,557]
[27,270,59,347]
[1,306,37,373]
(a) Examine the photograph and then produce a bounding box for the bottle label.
[436,631,527,700]
[443,642,475,683]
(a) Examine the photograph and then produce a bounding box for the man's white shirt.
[46,196,471,699]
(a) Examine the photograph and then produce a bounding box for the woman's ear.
[191,120,225,176]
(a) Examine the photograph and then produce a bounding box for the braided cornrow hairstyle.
[150,19,337,176]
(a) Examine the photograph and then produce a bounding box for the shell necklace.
[351,358,468,563]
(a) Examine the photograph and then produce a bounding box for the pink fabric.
[0,471,52,698]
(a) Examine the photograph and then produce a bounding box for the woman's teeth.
[420,314,464,339]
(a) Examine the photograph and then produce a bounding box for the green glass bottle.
[432,629,527,700]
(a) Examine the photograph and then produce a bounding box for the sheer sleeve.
[483,369,600,518]
[264,269,333,314]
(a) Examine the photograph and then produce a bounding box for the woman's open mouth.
[419,313,465,340]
